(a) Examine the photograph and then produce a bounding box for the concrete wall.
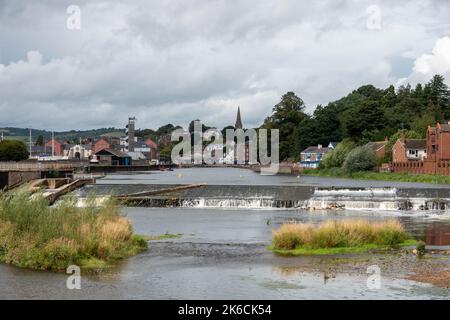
[0,171,41,189]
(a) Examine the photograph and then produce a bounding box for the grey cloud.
[0,0,449,130]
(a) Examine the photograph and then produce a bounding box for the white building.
[67,144,92,160]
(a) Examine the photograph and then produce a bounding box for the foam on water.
[180,197,303,209]
[305,187,450,213]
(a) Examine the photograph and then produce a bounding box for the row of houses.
[299,121,450,175]
[30,118,160,166]
[31,136,159,164]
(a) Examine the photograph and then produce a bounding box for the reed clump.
[272,219,408,250]
[0,188,147,270]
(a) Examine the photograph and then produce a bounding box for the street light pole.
[29,128,32,158]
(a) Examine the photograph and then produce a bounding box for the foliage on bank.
[320,139,356,169]
[303,168,450,184]
[262,74,450,161]
[0,140,29,161]
[271,219,414,255]
[0,189,147,271]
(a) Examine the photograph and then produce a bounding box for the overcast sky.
[1,0,450,131]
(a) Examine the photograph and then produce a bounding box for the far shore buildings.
[299,143,336,169]
[392,138,427,163]
[92,138,111,154]
[44,139,64,156]
[365,138,389,161]
[29,117,159,164]
[392,122,450,175]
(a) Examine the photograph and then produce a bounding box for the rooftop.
[301,146,330,154]
[365,141,388,151]
[405,139,426,149]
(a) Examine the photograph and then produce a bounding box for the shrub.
[272,219,408,250]
[272,223,314,250]
[39,238,80,270]
[343,146,377,173]
[320,139,356,169]
[0,140,29,161]
[0,188,148,270]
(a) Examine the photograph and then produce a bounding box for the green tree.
[298,104,342,150]
[0,140,29,161]
[341,100,385,141]
[410,114,435,138]
[262,92,308,160]
[425,74,450,119]
[35,135,44,146]
[343,146,377,173]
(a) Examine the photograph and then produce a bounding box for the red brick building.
[392,138,426,163]
[92,138,110,154]
[145,138,158,160]
[423,123,450,175]
[45,139,63,156]
[392,122,450,175]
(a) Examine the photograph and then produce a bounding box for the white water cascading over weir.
[73,183,450,212]
[305,187,450,212]
[180,197,304,209]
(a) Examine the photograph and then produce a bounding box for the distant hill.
[0,127,125,144]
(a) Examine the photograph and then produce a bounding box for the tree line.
[261,74,450,160]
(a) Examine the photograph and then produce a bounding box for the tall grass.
[272,219,409,250]
[0,188,147,270]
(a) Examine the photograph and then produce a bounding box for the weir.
[72,183,450,212]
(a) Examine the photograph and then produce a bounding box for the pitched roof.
[93,137,110,144]
[235,106,243,129]
[301,146,330,154]
[365,141,387,151]
[328,142,339,149]
[96,148,129,157]
[405,139,426,149]
[45,139,62,145]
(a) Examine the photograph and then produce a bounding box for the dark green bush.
[343,146,377,173]
[0,140,29,161]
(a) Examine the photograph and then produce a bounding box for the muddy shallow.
[1,207,450,299]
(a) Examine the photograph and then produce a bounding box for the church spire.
[235,106,243,129]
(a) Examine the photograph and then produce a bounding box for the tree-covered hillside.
[262,74,450,160]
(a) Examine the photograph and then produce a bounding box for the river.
[1,168,450,299]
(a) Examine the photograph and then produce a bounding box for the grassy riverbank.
[270,219,416,256]
[303,168,450,184]
[0,189,147,271]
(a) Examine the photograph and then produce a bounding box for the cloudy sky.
[1,0,450,131]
